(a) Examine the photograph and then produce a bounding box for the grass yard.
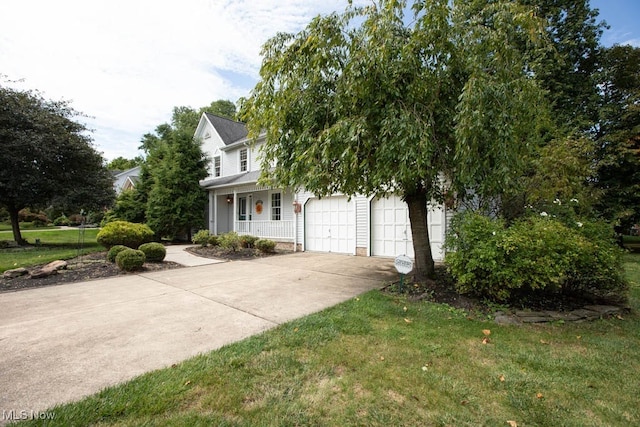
[0,222,57,231]
[15,255,640,426]
[0,228,102,273]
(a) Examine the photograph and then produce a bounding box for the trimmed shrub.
[208,235,220,246]
[67,214,85,226]
[219,231,241,252]
[96,221,154,249]
[192,229,210,247]
[255,239,276,254]
[107,245,130,263]
[138,242,166,262]
[444,212,628,303]
[115,249,146,272]
[53,215,71,226]
[18,208,49,224]
[239,235,259,248]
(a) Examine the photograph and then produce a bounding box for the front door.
[238,197,247,221]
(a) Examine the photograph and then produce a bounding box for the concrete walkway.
[163,244,224,267]
[0,251,397,418]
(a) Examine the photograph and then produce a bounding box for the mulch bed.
[0,246,286,293]
[0,252,183,293]
[185,245,288,260]
[380,264,623,315]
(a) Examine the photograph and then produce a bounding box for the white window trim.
[270,191,282,221]
[239,148,248,172]
[214,156,221,177]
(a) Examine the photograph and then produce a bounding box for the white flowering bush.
[444,211,628,304]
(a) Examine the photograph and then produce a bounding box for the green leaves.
[242,0,552,278]
[445,211,628,303]
[0,82,114,243]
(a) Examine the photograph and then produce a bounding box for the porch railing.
[234,220,294,240]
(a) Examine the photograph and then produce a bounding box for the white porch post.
[212,191,218,235]
[233,190,237,232]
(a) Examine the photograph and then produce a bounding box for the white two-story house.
[197,112,449,260]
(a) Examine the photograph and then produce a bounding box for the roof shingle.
[204,113,248,145]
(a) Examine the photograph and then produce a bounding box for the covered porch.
[206,185,295,242]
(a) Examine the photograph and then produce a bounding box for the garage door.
[305,196,355,254]
[371,195,446,260]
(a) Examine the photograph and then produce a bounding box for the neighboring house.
[113,166,141,195]
[197,113,449,260]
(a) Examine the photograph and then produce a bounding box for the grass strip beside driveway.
[14,255,640,426]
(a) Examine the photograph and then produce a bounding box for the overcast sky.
[2,0,639,162]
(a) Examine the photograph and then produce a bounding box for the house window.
[271,192,281,221]
[240,148,248,172]
[214,156,221,177]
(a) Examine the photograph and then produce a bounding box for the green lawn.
[0,228,102,272]
[14,255,640,426]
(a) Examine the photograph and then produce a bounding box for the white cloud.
[0,0,362,160]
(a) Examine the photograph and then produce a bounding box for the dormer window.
[240,148,248,172]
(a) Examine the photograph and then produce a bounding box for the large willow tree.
[242,0,550,280]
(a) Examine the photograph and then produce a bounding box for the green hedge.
[444,212,628,304]
[97,221,154,249]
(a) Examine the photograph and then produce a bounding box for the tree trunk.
[406,190,435,281]
[8,204,27,245]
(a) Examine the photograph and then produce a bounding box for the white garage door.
[371,195,446,261]
[305,196,355,254]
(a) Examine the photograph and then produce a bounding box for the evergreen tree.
[594,45,640,231]
[145,128,209,240]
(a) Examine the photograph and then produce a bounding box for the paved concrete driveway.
[0,252,397,417]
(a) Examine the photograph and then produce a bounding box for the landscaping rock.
[496,304,627,325]
[494,312,521,325]
[583,305,622,317]
[45,260,68,271]
[30,268,59,279]
[3,268,28,279]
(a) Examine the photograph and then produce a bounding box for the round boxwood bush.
[115,248,146,272]
[97,221,154,249]
[138,242,166,262]
[107,245,130,263]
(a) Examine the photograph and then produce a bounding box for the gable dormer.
[195,112,249,179]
